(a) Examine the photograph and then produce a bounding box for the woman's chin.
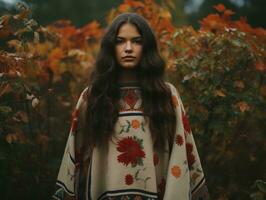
[120,64,137,69]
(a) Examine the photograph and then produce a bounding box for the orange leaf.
[214,90,226,97]
[160,10,172,19]
[0,15,13,39]
[6,132,27,144]
[234,81,245,89]
[6,134,15,144]
[213,4,226,13]
[0,83,12,97]
[118,4,130,12]
[49,47,64,61]
[36,134,50,147]
[48,47,65,71]
[255,61,266,72]
[13,111,29,123]
[260,85,266,97]
[126,0,145,8]
[80,21,102,39]
[199,14,225,31]
[224,9,235,17]
[236,101,250,112]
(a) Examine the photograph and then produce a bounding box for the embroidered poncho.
[53,82,209,200]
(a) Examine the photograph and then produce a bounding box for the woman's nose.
[125,41,133,53]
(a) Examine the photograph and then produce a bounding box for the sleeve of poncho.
[163,83,210,200]
[52,87,89,200]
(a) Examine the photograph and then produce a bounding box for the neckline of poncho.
[118,81,141,87]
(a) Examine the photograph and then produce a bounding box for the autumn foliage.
[0,1,265,200]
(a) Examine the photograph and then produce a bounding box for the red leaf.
[255,61,266,72]
[213,4,226,13]
[224,9,235,16]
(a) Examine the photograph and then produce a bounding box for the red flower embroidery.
[75,149,82,167]
[182,111,191,133]
[187,153,196,168]
[153,153,159,166]
[186,143,196,168]
[70,109,78,133]
[72,109,78,118]
[171,165,181,178]
[125,174,134,185]
[186,143,193,154]
[175,134,184,146]
[117,137,145,166]
[158,178,166,198]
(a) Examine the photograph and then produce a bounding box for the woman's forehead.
[116,23,141,38]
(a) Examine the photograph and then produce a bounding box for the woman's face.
[115,23,143,69]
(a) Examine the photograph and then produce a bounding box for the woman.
[53,13,209,200]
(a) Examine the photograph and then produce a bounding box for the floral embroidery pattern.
[124,168,151,188]
[153,153,159,166]
[134,167,151,188]
[131,119,140,129]
[186,143,193,153]
[182,111,191,133]
[191,172,201,185]
[70,109,78,133]
[186,143,196,168]
[175,134,184,146]
[119,88,143,112]
[119,119,146,134]
[119,120,131,134]
[74,149,82,167]
[67,168,75,181]
[107,194,156,200]
[117,136,145,167]
[133,195,142,200]
[125,174,134,185]
[171,165,181,178]
[121,196,130,200]
[124,89,139,108]
[158,178,166,199]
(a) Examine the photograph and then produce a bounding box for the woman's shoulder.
[72,87,89,129]
[164,81,185,111]
[164,81,180,97]
[75,86,89,110]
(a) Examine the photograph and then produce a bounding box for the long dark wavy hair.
[85,13,177,150]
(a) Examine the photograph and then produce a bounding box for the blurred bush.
[0,1,265,199]
[171,4,266,199]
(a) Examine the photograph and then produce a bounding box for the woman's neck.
[118,68,139,83]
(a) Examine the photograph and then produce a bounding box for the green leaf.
[256,180,266,193]
[0,106,12,114]
[135,169,140,179]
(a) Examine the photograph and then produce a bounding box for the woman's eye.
[115,39,123,44]
[133,39,142,44]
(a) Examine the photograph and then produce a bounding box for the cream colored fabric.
[53,82,209,200]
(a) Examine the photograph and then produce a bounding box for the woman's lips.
[123,58,135,63]
[122,56,135,60]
